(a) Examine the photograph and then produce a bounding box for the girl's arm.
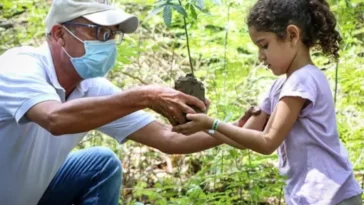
[174,96,305,155]
[207,111,270,150]
[215,97,305,155]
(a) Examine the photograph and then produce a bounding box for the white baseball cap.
[45,0,139,34]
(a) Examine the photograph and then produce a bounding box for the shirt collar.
[38,42,87,101]
[38,42,65,91]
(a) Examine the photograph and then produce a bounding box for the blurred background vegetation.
[0,0,363,204]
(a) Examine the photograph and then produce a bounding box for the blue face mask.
[62,26,117,79]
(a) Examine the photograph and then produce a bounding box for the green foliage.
[148,0,222,26]
[1,0,363,204]
[148,0,222,75]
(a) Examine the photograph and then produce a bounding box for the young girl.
[173,0,363,204]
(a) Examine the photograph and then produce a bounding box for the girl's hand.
[173,114,214,135]
[234,106,262,127]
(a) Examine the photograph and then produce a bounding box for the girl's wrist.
[206,117,215,129]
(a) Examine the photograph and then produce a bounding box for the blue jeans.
[37,147,122,205]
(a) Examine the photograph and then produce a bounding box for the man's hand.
[146,85,207,126]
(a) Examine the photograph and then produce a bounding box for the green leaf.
[146,4,165,20]
[170,4,187,17]
[163,4,172,27]
[189,3,197,20]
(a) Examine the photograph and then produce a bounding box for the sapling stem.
[178,0,194,76]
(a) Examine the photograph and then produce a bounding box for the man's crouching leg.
[38,147,122,205]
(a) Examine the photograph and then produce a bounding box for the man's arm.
[26,86,206,136]
[27,89,147,136]
[128,121,222,154]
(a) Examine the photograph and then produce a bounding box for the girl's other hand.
[236,106,261,127]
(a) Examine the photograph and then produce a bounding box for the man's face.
[61,17,118,58]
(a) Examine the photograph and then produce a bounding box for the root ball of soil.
[174,73,205,113]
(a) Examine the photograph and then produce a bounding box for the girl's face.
[249,26,297,76]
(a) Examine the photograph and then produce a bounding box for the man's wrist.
[120,86,155,109]
[144,85,161,108]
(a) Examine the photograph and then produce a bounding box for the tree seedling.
[148,0,221,114]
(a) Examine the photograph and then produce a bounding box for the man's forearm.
[46,87,151,135]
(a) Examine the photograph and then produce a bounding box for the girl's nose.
[258,52,266,62]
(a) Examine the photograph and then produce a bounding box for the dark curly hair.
[247,0,342,60]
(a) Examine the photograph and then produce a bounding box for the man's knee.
[89,147,122,175]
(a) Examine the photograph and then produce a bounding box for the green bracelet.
[212,119,220,131]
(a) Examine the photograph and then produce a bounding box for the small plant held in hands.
[148,0,221,113]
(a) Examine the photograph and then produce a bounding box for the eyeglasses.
[63,22,124,44]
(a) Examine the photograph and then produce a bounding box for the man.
[0,0,255,204]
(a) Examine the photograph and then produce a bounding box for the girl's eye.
[262,44,268,49]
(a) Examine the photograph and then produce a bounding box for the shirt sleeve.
[83,78,155,143]
[279,70,318,117]
[259,78,282,115]
[259,89,271,115]
[0,53,61,124]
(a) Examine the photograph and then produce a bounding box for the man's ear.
[286,25,301,46]
[50,24,65,46]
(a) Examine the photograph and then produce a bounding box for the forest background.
[0,0,363,204]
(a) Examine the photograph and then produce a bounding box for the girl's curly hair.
[247,0,342,60]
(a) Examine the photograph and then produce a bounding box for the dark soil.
[174,73,205,113]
